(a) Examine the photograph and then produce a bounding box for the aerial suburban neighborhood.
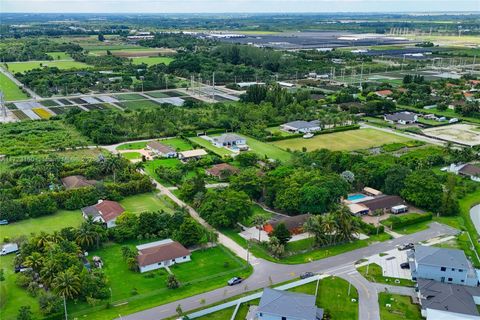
[0,2,479,320]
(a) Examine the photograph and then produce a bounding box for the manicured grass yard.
[119,192,176,214]
[0,209,83,239]
[162,137,193,151]
[68,245,252,320]
[379,293,422,320]
[143,158,181,187]
[272,128,411,152]
[357,263,415,287]
[237,134,292,163]
[130,56,174,66]
[188,136,234,156]
[122,151,142,160]
[290,277,358,320]
[0,72,29,101]
[7,60,91,73]
[116,141,148,150]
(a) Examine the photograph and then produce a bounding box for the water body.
[470,204,480,236]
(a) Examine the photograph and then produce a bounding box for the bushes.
[358,219,384,235]
[381,213,433,229]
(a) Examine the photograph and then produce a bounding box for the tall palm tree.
[75,224,97,249]
[321,213,337,246]
[252,215,267,242]
[24,252,44,271]
[36,232,52,250]
[52,269,81,299]
[334,206,361,242]
[303,215,326,247]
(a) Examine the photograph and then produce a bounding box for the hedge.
[381,212,433,229]
[264,125,360,142]
[359,219,385,235]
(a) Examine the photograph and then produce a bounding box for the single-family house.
[206,163,239,179]
[255,288,324,320]
[417,279,480,320]
[375,89,393,98]
[212,134,247,149]
[178,149,208,161]
[81,200,125,228]
[447,163,480,182]
[281,120,321,133]
[146,141,177,158]
[409,245,478,287]
[384,112,418,125]
[360,195,406,214]
[61,175,97,190]
[347,203,370,216]
[263,214,311,235]
[137,239,191,273]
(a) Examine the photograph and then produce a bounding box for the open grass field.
[7,60,91,73]
[68,245,252,320]
[379,293,422,320]
[0,209,83,240]
[116,141,148,150]
[119,192,177,214]
[89,47,176,57]
[290,276,358,320]
[188,136,234,156]
[237,134,292,163]
[122,151,142,160]
[130,56,174,66]
[46,51,72,60]
[272,128,411,152]
[0,72,29,101]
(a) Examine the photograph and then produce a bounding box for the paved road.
[118,222,458,320]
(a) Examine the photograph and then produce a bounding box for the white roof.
[363,187,382,196]
[179,149,208,158]
[348,203,369,214]
[426,309,480,320]
[392,205,408,210]
[136,239,174,250]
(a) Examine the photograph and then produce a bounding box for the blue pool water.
[347,194,367,201]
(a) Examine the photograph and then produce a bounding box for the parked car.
[398,243,414,251]
[400,262,410,269]
[227,277,243,286]
[1,243,19,255]
[0,220,8,225]
[300,272,315,279]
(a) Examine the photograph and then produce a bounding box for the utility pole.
[212,72,215,101]
[0,91,5,119]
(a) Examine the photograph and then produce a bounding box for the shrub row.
[359,219,385,235]
[381,212,433,229]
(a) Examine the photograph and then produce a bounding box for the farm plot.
[117,99,161,110]
[146,91,171,98]
[114,93,146,101]
[48,106,71,115]
[83,103,112,111]
[422,123,480,147]
[7,60,91,73]
[0,72,29,101]
[11,109,30,120]
[272,128,411,152]
[39,99,59,107]
[130,56,174,66]
[57,98,73,105]
[32,107,54,119]
[46,51,73,60]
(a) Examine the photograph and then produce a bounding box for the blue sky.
[2,0,479,13]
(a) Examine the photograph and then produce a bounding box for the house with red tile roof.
[81,200,125,228]
[375,89,393,97]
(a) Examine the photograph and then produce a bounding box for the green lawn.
[130,56,174,66]
[237,134,292,163]
[392,221,431,235]
[7,60,91,74]
[116,141,148,150]
[188,136,234,156]
[119,192,176,214]
[459,189,480,267]
[114,93,146,101]
[0,72,29,101]
[162,138,193,151]
[265,126,295,137]
[242,204,273,227]
[379,293,422,320]
[401,105,480,125]
[290,277,358,320]
[0,209,83,240]
[122,151,142,160]
[68,245,252,320]
[46,52,73,60]
[143,158,181,187]
[357,263,415,287]
[272,128,411,152]
[117,99,161,110]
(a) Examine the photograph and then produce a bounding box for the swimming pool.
[347,193,368,201]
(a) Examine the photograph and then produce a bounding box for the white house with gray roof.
[255,288,323,320]
[212,133,247,149]
[384,111,417,124]
[281,120,321,133]
[409,245,478,287]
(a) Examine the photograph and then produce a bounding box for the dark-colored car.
[400,262,410,269]
[398,243,414,251]
[300,272,315,279]
[227,277,243,286]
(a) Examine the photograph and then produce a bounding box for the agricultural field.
[6,60,92,74]
[89,47,175,57]
[114,93,146,101]
[117,99,161,110]
[0,72,29,101]
[46,51,73,60]
[271,128,411,152]
[32,107,53,119]
[130,56,174,66]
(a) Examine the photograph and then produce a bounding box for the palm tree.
[252,215,267,242]
[334,206,361,242]
[52,269,81,300]
[75,224,98,249]
[303,215,326,247]
[36,232,52,250]
[40,261,57,288]
[24,252,44,271]
[321,213,337,246]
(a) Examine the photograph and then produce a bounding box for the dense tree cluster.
[0,38,82,62]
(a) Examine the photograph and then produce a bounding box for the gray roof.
[213,133,245,144]
[257,288,323,320]
[283,120,320,130]
[414,245,472,270]
[385,112,416,122]
[147,141,175,154]
[418,279,480,316]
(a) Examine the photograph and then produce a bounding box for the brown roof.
[459,164,480,177]
[269,214,311,231]
[137,241,190,267]
[206,163,240,177]
[376,89,393,96]
[147,141,175,154]
[61,175,97,189]
[361,195,405,211]
[95,200,125,222]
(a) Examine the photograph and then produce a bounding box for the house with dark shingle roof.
[281,120,321,133]
[146,141,177,158]
[417,279,480,320]
[409,245,478,287]
[256,288,323,320]
[81,200,125,228]
[448,163,480,182]
[206,163,239,179]
[136,239,190,273]
[61,175,97,190]
[384,111,418,124]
